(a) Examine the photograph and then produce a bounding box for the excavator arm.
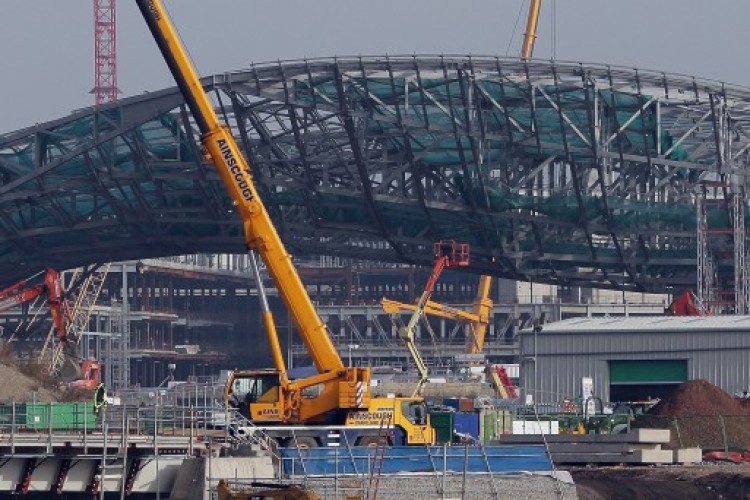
[137,0,370,422]
[0,268,71,347]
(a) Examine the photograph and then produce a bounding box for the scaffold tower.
[696,180,748,314]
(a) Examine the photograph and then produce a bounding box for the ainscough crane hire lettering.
[216,138,253,202]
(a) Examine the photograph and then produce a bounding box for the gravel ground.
[568,463,750,500]
[300,472,577,499]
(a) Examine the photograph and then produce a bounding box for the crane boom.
[0,268,71,347]
[382,274,493,357]
[136,0,344,374]
[467,275,493,354]
[521,0,543,60]
[137,0,382,425]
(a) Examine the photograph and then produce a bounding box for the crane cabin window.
[230,374,280,405]
[402,400,427,425]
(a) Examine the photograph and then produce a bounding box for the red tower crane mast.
[94,0,118,105]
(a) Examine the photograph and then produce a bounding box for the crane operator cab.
[404,400,428,426]
[225,370,283,422]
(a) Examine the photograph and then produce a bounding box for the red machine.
[67,360,101,391]
[0,268,73,346]
[0,268,99,390]
[485,364,518,399]
[666,289,710,316]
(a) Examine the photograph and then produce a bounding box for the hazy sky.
[2,1,749,134]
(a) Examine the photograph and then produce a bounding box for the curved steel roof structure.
[1,56,748,291]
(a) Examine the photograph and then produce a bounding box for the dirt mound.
[569,465,750,500]
[0,361,60,403]
[649,379,746,417]
[634,380,750,450]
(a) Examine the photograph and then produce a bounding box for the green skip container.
[429,411,454,444]
[24,402,96,431]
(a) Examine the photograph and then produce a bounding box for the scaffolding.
[696,180,748,315]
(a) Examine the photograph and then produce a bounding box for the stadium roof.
[1,55,749,290]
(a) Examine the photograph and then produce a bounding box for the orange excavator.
[0,268,100,390]
[0,268,72,347]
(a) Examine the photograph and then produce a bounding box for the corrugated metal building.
[519,316,750,404]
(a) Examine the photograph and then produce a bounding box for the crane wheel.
[356,436,389,447]
[290,437,318,450]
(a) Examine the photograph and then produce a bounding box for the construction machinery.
[0,268,72,348]
[382,272,520,399]
[666,289,710,316]
[137,0,434,447]
[0,268,100,390]
[388,241,470,397]
[484,364,518,399]
[381,274,493,364]
[41,263,111,378]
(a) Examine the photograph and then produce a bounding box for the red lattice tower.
[94,0,117,105]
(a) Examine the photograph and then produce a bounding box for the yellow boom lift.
[136,0,433,447]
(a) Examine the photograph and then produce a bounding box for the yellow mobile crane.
[136,0,433,447]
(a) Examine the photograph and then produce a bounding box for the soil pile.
[0,361,59,403]
[570,465,750,500]
[649,379,746,417]
[634,379,750,450]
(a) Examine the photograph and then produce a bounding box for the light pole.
[347,344,360,367]
[533,323,542,406]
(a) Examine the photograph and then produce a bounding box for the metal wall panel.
[519,326,750,404]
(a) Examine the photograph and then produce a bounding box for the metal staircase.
[223,407,278,455]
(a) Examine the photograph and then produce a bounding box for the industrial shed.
[518,316,750,405]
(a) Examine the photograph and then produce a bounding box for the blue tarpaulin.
[281,445,552,476]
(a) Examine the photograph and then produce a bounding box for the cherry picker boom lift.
[393,241,469,397]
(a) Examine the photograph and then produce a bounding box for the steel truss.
[1,56,750,292]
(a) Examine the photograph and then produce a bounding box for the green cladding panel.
[609,360,688,384]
